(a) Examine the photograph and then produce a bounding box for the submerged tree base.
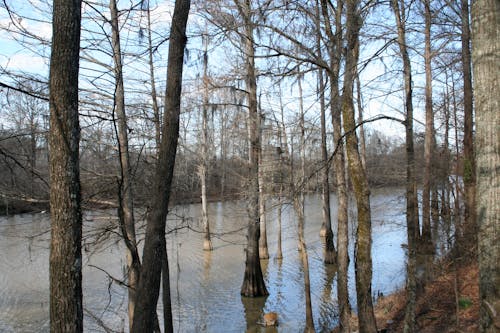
[203,238,213,251]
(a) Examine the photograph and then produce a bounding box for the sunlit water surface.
[0,188,407,332]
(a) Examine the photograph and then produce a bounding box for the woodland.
[0,0,498,332]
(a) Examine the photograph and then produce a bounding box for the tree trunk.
[48,0,83,331]
[471,1,500,331]
[200,33,213,251]
[109,1,141,328]
[320,0,351,330]
[238,0,268,298]
[343,1,377,331]
[315,0,336,264]
[421,0,436,263]
[145,3,161,154]
[295,72,315,331]
[259,111,269,259]
[460,0,477,259]
[131,0,190,331]
[391,0,419,331]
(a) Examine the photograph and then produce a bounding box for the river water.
[0,188,407,332]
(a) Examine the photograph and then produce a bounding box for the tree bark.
[200,33,213,251]
[320,0,351,330]
[315,0,336,264]
[343,1,377,331]
[109,1,141,328]
[237,0,268,298]
[471,1,500,331]
[391,0,419,331]
[131,0,190,331]
[48,0,83,331]
[460,0,477,259]
[420,0,436,263]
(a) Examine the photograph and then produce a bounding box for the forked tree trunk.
[471,1,500,331]
[48,0,83,331]
[131,1,190,331]
[343,1,377,331]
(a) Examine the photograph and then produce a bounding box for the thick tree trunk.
[48,0,83,331]
[131,0,190,331]
[343,1,377,331]
[109,1,141,328]
[471,1,500,332]
[238,0,268,298]
[391,0,419,331]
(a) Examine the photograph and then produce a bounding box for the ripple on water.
[1,190,408,332]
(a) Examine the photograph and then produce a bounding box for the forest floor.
[336,261,480,332]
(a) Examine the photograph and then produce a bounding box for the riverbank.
[338,261,479,332]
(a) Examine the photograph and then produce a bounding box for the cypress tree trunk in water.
[48,0,83,331]
[238,0,268,297]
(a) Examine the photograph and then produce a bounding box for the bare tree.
[315,0,336,265]
[109,0,141,327]
[342,0,377,331]
[198,32,213,251]
[390,0,419,331]
[131,0,191,331]
[420,0,436,269]
[460,0,477,259]
[48,0,83,331]
[320,0,351,330]
[236,0,269,298]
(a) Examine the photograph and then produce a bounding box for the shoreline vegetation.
[334,260,479,333]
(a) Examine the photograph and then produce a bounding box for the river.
[0,188,407,332]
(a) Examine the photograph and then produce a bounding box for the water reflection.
[0,188,407,332]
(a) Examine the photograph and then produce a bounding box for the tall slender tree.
[48,0,83,331]
[420,0,436,264]
[131,0,191,331]
[390,0,419,331]
[320,0,351,330]
[342,0,377,331]
[460,0,477,259]
[200,32,213,251]
[236,0,268,297]
[109,0,141,327]
[315,0,336,265]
